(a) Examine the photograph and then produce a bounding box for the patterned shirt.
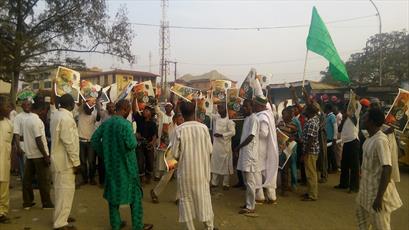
[357,130,402,213]
[302,115,320,155]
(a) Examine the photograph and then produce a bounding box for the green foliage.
[0,0,134,100]
[321,30,408,86]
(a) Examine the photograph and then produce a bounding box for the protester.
[132,98,158,184]
[154,102,174,180]
[0,97,13,224]
[150,113,183,204]
[231,119,245,189]
[325,104,338,173]
[317,104,328,183]
[335,101,361,193]
[170,101,215,230]
[12,99,32,179]
[50,94,80,230]
[254,96,279,205]
[356,108,402,230]
[22,101,54,209]
[95,100,115,186]
[210,104,236,190]
[277,107,298,196]
[234,99,259,214]
[91,99,153,230]
[301,104,320,201]
[77,103,98,185]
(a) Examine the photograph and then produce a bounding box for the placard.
[385,88,409,132]
[54,66,80,102]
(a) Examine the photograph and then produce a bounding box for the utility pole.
[159,0,170,101]
[369,0,382,86]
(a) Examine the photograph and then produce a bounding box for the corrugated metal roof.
[178,70,235,83]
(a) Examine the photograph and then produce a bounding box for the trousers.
[22,158,53,207]
[0,181,9,216]
[109,196,143,230]
[356,205,391,230]
[53,168,76,228]
[255,171,276,201]
[339,139,360,191]
[211,173,230,187]
[137,144,154,178]
[79,141,96,183]
[305,154,318,200]
[242,172,257,210]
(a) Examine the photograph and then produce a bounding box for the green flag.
[306,7,350,83]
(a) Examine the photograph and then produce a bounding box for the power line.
[128,14,377,31]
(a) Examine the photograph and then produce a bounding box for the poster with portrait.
[115,81,137,103]
[211,80,231,104]
[239,69,257,100]
[227,88,244,120]
[79,80,107,109]
[170,83,201,102]
[195,95,213,123]
[385,88,409,132]
[132,81,156,111]
[116,74,133,93]
[54,66,80,102]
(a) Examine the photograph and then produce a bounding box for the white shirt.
[341,117,359,143]
[77,107,97,141]
[13,112,32,152]
[237,113,259,172]
[357,130,402,213]
[50,108,80,172]
[22,113,49,159]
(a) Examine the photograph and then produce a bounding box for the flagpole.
[302,50,309,88]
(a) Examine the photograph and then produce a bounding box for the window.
[44,81,52,89]
[32,82,40,90]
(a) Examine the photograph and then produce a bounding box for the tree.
[0,0,134,102]
[320,30,408,86]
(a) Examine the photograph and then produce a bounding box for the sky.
[81,0,409,85]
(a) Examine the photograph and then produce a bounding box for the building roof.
[81,69,159,78]
[177,70,236,83]
[268,80,344,90]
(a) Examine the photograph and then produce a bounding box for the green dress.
[91,115,142,205]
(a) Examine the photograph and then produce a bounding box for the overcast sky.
[81,0,409,84]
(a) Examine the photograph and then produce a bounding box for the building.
[20,67,158,91]
[176,70,237,90]
[81,69,158,87]
[0,80,11,95]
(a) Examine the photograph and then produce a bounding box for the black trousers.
[80,141,96,183]
[23,158,53,207]
[137,143,154,178]
[327,139,338,172]
[97,155,105,185]
[339,139,360,191]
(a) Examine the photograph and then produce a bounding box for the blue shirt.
[326,112,336,141]
[292,117,302,139]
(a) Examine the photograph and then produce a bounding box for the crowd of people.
[0,84,404,230]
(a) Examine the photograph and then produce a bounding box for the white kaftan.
[0,119,13,182]
[237,114,259,173]
[171,121,214,223]
[210,117,236,175]
[256,109,279,189]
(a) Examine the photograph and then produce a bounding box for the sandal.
[238,208,255,214]
[301,196,316,201]
[150,189,159,204]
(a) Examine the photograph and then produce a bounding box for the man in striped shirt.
[356,108,402,230]
[171,101,215,230]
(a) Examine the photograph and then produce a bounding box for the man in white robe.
[0,97,13,224]
[50,94,81,230]
[171,101,214,230]
[211,104,236,190]
[235,99,260,215]
[356,108,402,230]
[253,96,279,204]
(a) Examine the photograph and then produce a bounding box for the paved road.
[3,170,409,230]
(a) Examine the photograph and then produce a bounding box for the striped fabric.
[171,121,214,223]
[357,131,402,213]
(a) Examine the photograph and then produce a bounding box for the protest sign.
[227,88,244,119]
[386,88,409,132]
[170,83,201,102]
[132,81,156,111]
[211,80,231,104]
[116,74,133,94]
[79,80,105,109]
[54,66,80,102]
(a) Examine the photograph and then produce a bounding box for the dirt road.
[3,171,409,230]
